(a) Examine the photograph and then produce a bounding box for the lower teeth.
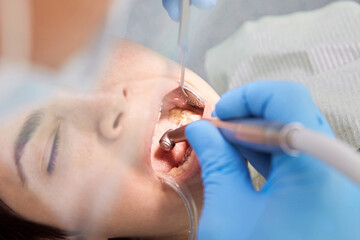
[168,156,193,176]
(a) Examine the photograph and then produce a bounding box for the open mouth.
[151,87,204,178]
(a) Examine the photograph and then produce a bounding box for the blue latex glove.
[185,81,360,240]
[162,0,217,21]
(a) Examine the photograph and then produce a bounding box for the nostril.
[113,113,123,129]
[100,112,124,140]
[123,88,128,98]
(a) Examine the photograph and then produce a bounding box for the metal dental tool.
[179,0,190,96]
[159,128,187,152]
[178,0,205,109]
[159,118,295,154]
[182,86,205,109]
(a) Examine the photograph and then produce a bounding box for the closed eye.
[47,126,60,174]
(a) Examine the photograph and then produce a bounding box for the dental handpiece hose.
[161,118,360,185]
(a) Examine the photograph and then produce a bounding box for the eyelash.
[47,128,60,174]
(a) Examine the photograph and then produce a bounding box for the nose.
[56,87,127,140]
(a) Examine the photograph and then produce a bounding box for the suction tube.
[287,127,360,185]
[158,174,198,240]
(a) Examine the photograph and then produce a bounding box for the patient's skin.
[1,1,219,238]
[0,40,219,239]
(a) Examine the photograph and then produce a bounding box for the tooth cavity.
[169,109,201,126]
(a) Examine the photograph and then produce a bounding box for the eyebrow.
[14,110,44,184]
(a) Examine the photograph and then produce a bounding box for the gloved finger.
[162,0,180,21]
[237,147,271,179]
[211,109,217,117]
[215,81,335,183]
[212,109,272,177]
[191,0,217,9]
[185,120,253,193]
[187,120,260,240]
[215,80,333,135]
[163,0,217,21]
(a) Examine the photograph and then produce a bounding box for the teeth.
[169,108,201,126]
[168,155,193,176]
[169,167,185,176]
[182,158,191,170]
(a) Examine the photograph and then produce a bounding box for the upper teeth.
[168,108,201,126]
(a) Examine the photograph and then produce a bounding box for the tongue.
[153,142,188,171]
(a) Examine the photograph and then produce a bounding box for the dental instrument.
[159,118,360,185]
[159,127,187,151]
[178,0,205,109]
[178,0,190,96]
[182,86,206,109]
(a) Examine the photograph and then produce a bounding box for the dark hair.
[0,199,142,240]
[0,198,68,240]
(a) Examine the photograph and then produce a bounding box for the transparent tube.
[287,127,360,185]
[158,174,198,240]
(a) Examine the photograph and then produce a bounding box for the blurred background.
[123,0,350,79]
[1,0,348,101]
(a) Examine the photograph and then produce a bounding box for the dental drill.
[159,118,360,185]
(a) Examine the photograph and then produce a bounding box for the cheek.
[131,98,148,110]
[43,155,128,231]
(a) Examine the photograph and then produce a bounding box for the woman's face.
[0,40,219,239]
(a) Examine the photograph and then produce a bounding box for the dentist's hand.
[186,81,360,240]
[162,0,217,21]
